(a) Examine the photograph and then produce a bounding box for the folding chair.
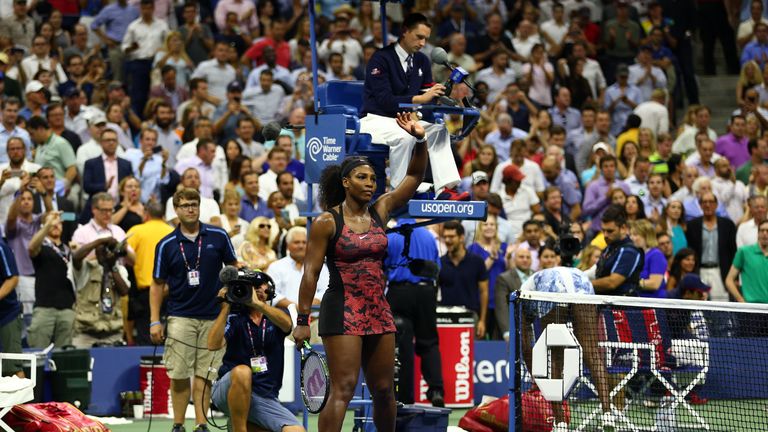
[0,353,37,432]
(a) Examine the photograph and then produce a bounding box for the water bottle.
[655,395,677,431]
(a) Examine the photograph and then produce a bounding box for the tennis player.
[520,265,615,431]
[292,112,427,431]
[207,275,304,432]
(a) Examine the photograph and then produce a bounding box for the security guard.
[360,13,466,201]
[384,218,444,406]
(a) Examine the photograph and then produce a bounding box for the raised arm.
[374,113,428,219]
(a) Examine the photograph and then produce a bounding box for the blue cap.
[680,274,711,293]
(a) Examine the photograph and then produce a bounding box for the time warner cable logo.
[308,136,342,163]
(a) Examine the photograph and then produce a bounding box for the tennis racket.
[300,340,330,414]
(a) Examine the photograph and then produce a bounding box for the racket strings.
[302,354,329,413]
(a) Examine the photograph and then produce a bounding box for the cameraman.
[70,235,130,347]
[207,276,304,432]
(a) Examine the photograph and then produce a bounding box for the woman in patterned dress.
[293,113,427,431]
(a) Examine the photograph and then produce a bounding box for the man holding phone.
[125,128,171,203]
[31,167,78,244]
[212,81,255,142]
[0,137,40,226]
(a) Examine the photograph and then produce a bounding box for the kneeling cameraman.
[207,270,304,432]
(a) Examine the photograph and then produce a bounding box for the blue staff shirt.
[218,309,288,399]
[153,223,237,319]
[0,240,19,327]
[384,219,440,284]
[596,236,643,296]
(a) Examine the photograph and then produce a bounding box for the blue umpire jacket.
[362,43,434,118]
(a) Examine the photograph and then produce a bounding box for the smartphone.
[152,145,163,154]
[9,170,23,178]
[61,212,76,222]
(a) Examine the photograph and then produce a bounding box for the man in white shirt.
[258,147,305,203]
[490,139,545,196]
[737,196,767,247]
[21,35,68,90]
[175,139,218,199]
[175,117,228,195]
[673,105,718,156]
[122,0,169,119]
[0,137,40,225]
[475,50,517,102]
[175,78,217,121]
[633,88,669,136]
[235,117,266,159]
[268,226,328,342]
[625,156,652,197]
[243,69,285,124]
[192,41,237,101]
[540,2,569,56]
[512,20,542,61]
[0,97,32,164]
[63,89,90,144]
[499,165,541,240]
[738,0,768,49]
[317,14,363,74]
[628,46,667,103]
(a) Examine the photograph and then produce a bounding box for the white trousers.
[360,114,460,191]
[699,267,729,302]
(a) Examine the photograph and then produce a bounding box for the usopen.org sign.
[305,114,347,183]
[408,200,487,220]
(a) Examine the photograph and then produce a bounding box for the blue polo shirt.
[218,309,289,399]
[153,223,237,319]
[596,237,644,296]
[438,251,488,313]
[0,240,20,327]
[384,219,440,284]
[239,196,272,222]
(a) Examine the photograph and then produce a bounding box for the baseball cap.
[86,111,107,126]
[680,274,711,293]
[107,80,126,92]
[471,171,489,185]
[616,63,630,77]
[227,81,243,93]
[502,165,525,182]
[0,53,8,64]
[592,142,611,153]
[25,80,45,93]
[63,86,80,98]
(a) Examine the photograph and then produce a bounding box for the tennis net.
[508,291,768,432]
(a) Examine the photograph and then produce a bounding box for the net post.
[508,291,520,432]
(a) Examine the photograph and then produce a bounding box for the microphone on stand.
[429,47,472,106]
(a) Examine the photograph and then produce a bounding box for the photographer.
[70,233,130,348]
[207,274,304,432]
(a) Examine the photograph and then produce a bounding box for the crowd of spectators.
[0,0,765,355]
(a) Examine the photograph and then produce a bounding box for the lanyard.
[245,318,266,356]
[179,235,202,272]
[44,238,70,264]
